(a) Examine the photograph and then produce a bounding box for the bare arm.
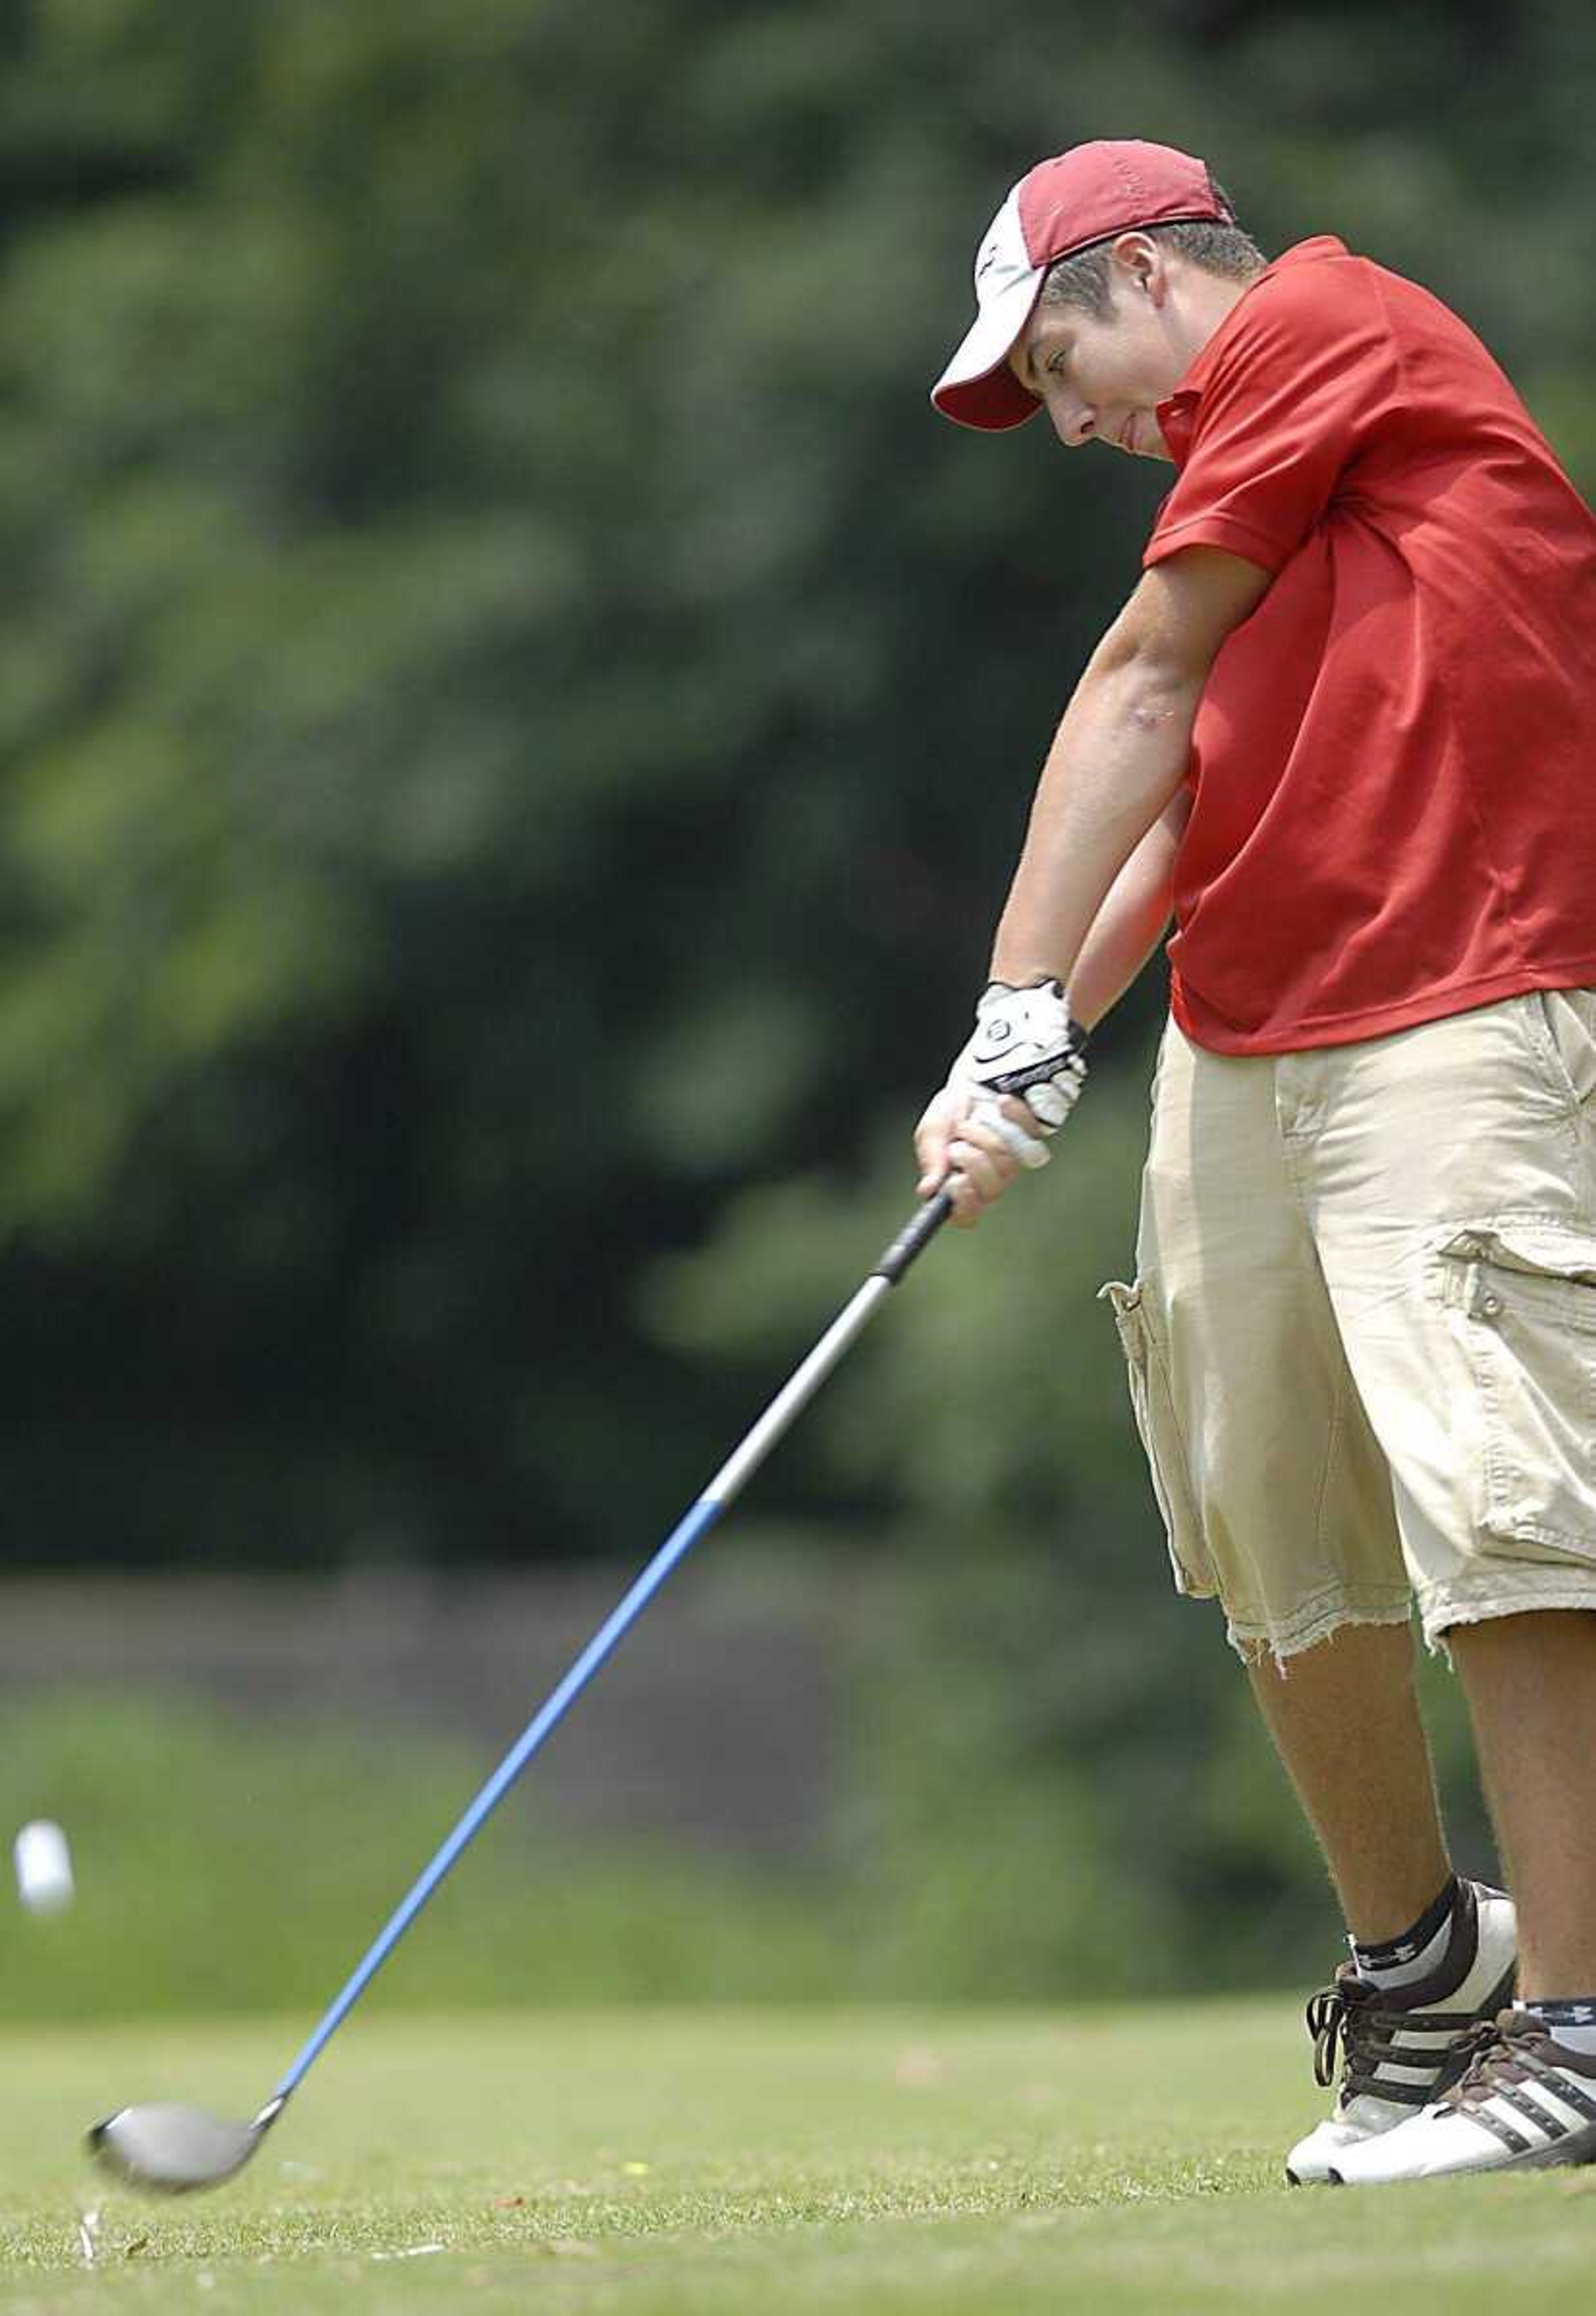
[1067,787,1189,1030]
[916,546,1270,1222]
[988,547,1269,990]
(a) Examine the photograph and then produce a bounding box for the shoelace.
[1305,1968,1483,2104]
[1433,2010,1574,2113]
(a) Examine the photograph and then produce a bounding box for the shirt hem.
[1169,959,1596,1056]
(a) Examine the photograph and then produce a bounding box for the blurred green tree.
[2,0,1589,1568]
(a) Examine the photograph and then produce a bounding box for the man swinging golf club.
[919,137,1596,2185]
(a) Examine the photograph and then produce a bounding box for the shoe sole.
[1327,2117,1596,2186]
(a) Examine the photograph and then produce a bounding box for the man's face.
[1007,239,1193,462]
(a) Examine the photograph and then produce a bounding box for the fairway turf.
[0,2003,1592,2312]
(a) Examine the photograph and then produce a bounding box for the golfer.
[916,138,1596,2185]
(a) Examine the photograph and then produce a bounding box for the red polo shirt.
[1144,236,1596,1053]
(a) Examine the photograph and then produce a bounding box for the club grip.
[871,1190,953,1284]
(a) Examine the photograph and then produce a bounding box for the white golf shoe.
[1328,2008,1596,2183]
[1284,1880,1517,2185]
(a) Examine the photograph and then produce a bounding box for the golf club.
[88,1188,953,2194]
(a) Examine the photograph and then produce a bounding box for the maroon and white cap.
[931,140,1233,431]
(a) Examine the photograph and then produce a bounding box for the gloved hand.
[915,979,1089,1225]
[956,978,1089,1138]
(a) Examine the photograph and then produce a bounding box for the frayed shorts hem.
[1218,1584,1414,1671]
[1417,1570,1596,1663]
[1211,1570,1596,1673]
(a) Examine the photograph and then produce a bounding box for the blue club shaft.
[271,1190,951,2103]
[274,1493,722,2097]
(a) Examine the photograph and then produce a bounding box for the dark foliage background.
[0,0,1588,1991]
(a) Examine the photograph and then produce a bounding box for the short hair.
[1039,197,1266,320]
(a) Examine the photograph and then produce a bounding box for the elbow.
[1091,647,1205,734]
[1126,678,1199,733]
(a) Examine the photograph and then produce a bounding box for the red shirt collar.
[1155,237,1351,466]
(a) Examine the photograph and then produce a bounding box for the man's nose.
[1049,400,1096,449]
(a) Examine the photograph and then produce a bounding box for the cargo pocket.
[1098,1279,1214,1594]
[1527,989,1596,1114]
[1433,1222,1596,1558]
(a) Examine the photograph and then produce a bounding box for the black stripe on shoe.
[1465,2105,1535,2156]
[1493,2082,1573,2143]
[1521,2063,1596,2129]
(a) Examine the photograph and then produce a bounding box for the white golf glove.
[947,978,1089,1171]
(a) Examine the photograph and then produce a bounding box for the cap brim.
[931,271,1045,431]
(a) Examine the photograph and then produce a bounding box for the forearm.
[1068,804,1183,1028]
[924,554,1267,1229]
[989,647,1200,990]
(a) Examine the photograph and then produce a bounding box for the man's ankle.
[1349,1874,1460,1992]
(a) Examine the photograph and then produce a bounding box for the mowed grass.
[0,2003,1593,2314]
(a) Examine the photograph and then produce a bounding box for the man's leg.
[1247,1616,1517,2186]
[1448,1608,1596,1994]
[1326,1607,1596,2184]
[1246,1619,1451,1940]
[1119,1017,1519,2180]
[1290,994,1596,2182]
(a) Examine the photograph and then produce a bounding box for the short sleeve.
[1145,266,1401,576]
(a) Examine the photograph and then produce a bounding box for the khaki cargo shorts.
[1100,988,1596,1662]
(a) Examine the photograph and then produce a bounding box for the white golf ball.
[14,1819,74,1914]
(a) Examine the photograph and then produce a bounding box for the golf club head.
[87,2097,282,2195]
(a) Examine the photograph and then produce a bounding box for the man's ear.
[1108,232,1164,304]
